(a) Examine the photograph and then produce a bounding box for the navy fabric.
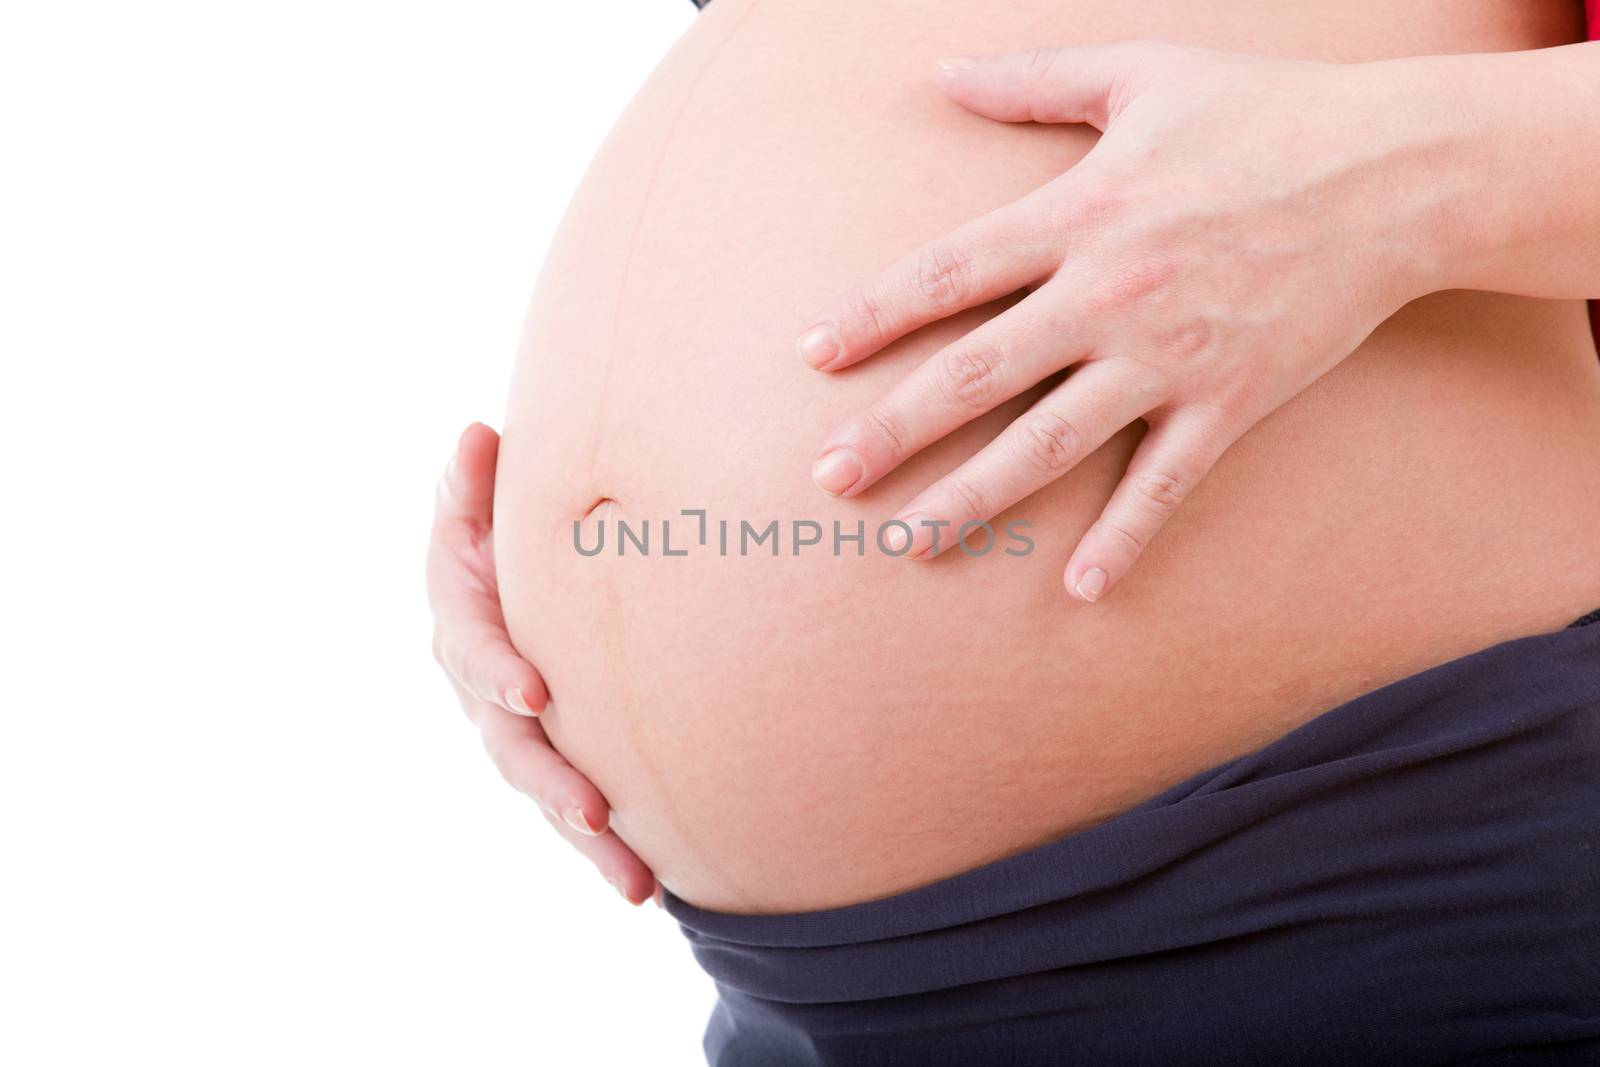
[665,612,1600,1065]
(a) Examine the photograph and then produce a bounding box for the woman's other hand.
[800,42,1451,601]
[428,423,658,905]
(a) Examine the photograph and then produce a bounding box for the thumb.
[935,41,1170,129]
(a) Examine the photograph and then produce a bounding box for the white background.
[1,2,716,1063]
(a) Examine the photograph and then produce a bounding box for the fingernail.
[937,56,979,71]
[504,687,539,717]
[796,323,842,369]
[812,449,864,495]
[609,877,636,904]
[442,455,461,496]
[562,807,597,835]
[891,513,953,558]
[1075,566,1108,603]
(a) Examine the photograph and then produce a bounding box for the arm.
[1409,41,1600,299]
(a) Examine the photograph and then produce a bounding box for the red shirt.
[1589,3,1598,342]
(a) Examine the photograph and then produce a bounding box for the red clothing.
[1590,3,1598,342]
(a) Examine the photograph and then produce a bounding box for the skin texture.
[800,41,1600,602]
[468,0,1600,913]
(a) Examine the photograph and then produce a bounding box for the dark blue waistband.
[665,612,1600,1065]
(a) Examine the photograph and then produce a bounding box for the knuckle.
[1120,358,1175,408]
[1088,254,1177,313]
[1025,47,1063,86]
[943,475,990,522]
[1132,469,1189,517]
[849,290,893,345]
[861,406,911,461]
[1055,186,1125,240]
[914,244,976,310]
[1213,379,1267,425]
[1103,518,1146,556]
[1016,410,1084,475]
[1153,320,1213,363]
[941,341,1006,411]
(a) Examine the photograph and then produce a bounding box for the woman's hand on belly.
[798,41,1463,603]
[427,423,657,906]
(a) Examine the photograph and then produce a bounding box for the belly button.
[580,496,618,522]
[573,497,618,559]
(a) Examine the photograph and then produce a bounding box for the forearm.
[1396,42,1600,299]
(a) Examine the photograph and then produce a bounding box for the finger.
[478,699,613,837]
[886,358,1161,558]
[935,41,1173,128]
[536,808,659,907]
[426,423,505,606]
[811,292,1091,498]
[477,701,659,905]
[432,612,549,715]
[795,186,1066,373]
[425,420,502,611]
[435,421,501,529]
[447,678,487,727]
[444,658,542,730]
[1065,405,1238,602]
[427,422,549,715]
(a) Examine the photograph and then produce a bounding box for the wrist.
[1360,45,1600,301]
[1342,52,1493,300]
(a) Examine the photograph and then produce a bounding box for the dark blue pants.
[664,610,1600,1065]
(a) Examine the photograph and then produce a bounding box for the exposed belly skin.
[494,0,1600,913]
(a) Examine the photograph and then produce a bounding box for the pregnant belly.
[494,0,1600,913]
